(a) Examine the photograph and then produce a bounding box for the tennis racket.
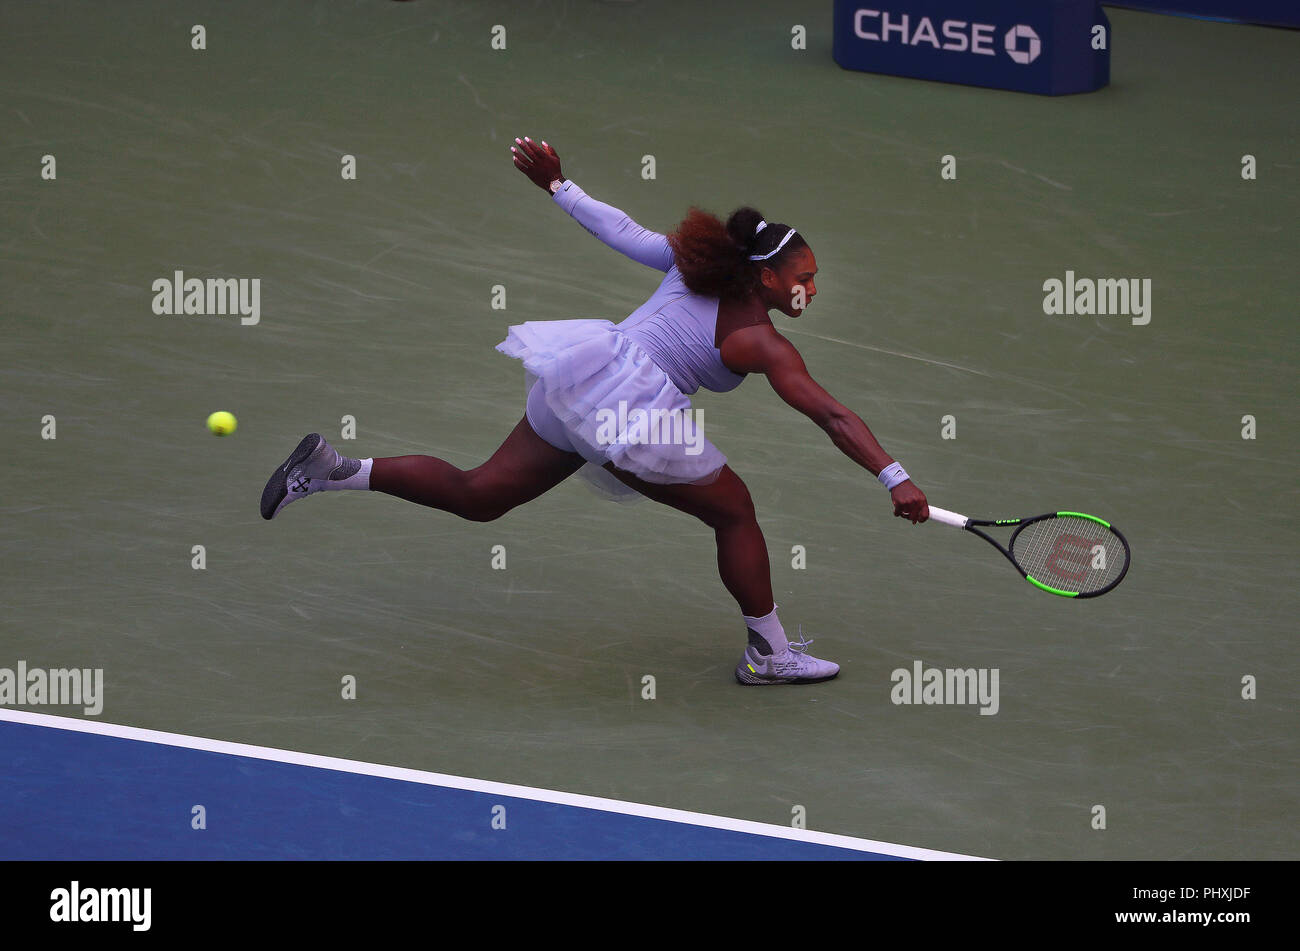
[927,507,1130,598]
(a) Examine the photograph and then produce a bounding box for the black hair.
[669,206,808,299]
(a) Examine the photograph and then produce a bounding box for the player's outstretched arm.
[510,135,674,272]
[720,324,929,523]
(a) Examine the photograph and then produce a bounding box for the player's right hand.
[511,136,563,192]
[891,480,929,524]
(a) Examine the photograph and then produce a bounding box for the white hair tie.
[749,227,797,262]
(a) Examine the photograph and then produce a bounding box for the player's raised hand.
[511,136,563,192]
[891,480,929,524]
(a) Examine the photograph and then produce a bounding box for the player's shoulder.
[718,317,794,375]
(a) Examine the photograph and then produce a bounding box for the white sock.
[743,604,789,656]
[319,457,372,491]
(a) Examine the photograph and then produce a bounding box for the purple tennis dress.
[496,180,745,501]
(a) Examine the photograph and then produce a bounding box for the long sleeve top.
[552,180,745,395]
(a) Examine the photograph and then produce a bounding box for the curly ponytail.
[668,206,807,300]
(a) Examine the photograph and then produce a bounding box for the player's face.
[765,247,818,318]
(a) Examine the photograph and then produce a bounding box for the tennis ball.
[207,411,237,436]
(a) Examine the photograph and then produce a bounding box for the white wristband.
[878,462,909,490]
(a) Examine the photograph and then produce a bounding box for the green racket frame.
[927,507,1131,599]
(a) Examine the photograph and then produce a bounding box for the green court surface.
[2,1,1296,859]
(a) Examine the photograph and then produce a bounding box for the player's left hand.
[891,480,929,524]
[511,136,563,192]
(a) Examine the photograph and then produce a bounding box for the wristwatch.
[548,179,563,195]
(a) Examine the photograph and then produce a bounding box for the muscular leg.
[602,463,774,618]
[370,416,585,521]
[370,417,772,608]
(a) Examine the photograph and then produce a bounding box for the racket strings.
[1011,517,1127,594]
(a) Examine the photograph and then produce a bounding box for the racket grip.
[926,506,969,529]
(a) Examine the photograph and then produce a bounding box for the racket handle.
[927,506,970,529]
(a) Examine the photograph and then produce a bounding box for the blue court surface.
[1,711,985,860]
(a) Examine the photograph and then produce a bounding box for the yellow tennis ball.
[207,411,237,436]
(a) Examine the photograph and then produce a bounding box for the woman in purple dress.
[261,136,929,686]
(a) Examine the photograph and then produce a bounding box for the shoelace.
[787,625,815,654]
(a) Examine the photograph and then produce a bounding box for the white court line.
[783,327,993,376]
[1,709,991,861]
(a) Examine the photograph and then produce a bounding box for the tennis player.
[262,136,929,685]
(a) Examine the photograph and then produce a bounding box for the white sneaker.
[735,629,840,685]
[260,433,357,520]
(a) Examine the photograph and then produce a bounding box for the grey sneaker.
[735,628,840,685]
[260,434,358,520]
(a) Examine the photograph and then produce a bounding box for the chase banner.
[833,1,1110,96]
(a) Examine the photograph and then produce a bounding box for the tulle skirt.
[496,319,726,502]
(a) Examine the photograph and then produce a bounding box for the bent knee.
[703,472,757,527]
[463,505,509,523]
[725,486,757,524]
[459,470,515,522]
